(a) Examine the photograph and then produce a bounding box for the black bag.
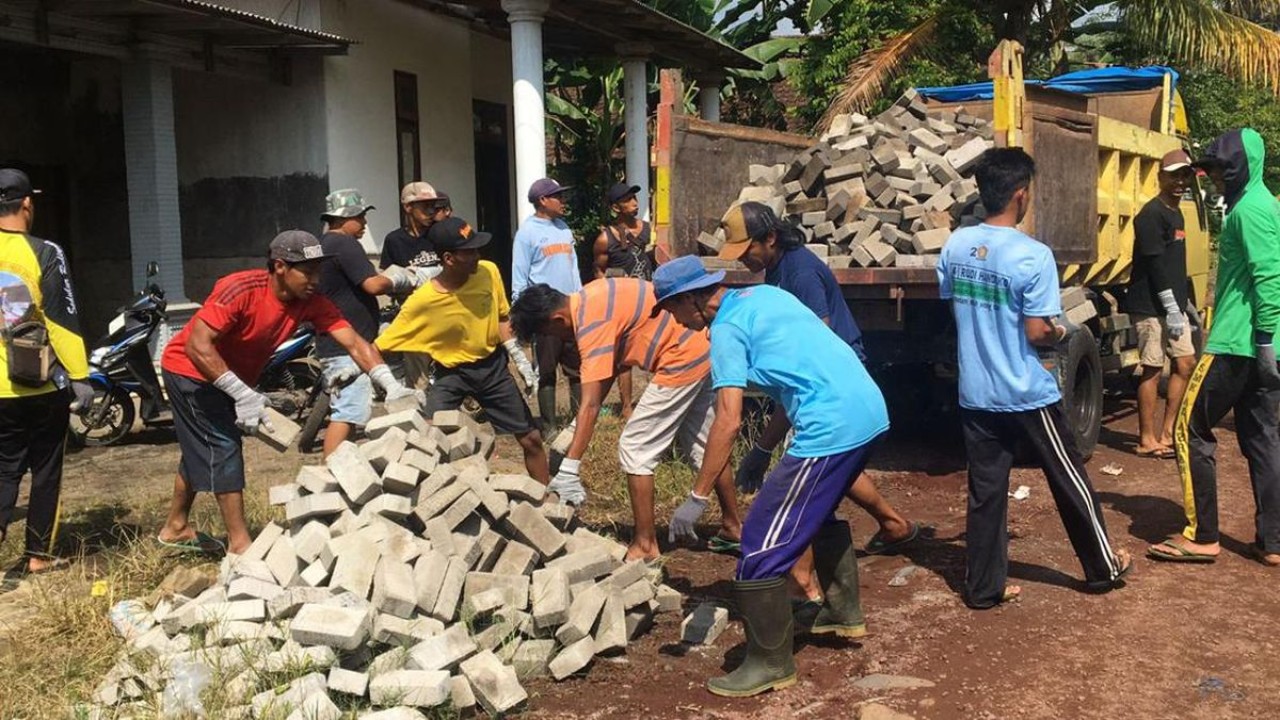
[4,320,53,387]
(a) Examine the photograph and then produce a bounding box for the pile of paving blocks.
[86,406,688,718]
[702,90,996,269]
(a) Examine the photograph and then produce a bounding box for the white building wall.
[319,0,479,251]
[471,30,517,231]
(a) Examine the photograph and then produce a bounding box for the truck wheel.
[1059,326,1103,459]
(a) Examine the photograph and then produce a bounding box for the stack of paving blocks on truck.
[701,90,995,269]
[86,407,692,718]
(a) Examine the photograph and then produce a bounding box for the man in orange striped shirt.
[511,278,743,560]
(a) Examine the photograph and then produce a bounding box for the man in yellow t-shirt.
[377,217,548,482]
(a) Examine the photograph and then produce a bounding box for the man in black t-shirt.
[317,188,420,456]
[1124,150,1197,458]
[380,183,451,272]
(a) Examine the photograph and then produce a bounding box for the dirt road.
[6,395,1279,719]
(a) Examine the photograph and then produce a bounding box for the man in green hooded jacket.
[1149,128,1280,567]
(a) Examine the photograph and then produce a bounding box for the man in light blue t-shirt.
[653,256,889,698]
[512,178,583,432]
[938,147,1131,610]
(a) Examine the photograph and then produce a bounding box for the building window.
[394,71,420,190]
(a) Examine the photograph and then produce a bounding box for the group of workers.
[0,124,1278,697]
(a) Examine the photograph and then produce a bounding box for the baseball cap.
[528,178,571,204]
[1161,149,1193,172]
[717,202,773,261]
[323,188,375,219]
[651,256,726,317]
[427,216,492,252]
[606,183,641,205]
[400,181,439,204]
[269,230,333,263]
[0,169,41,202]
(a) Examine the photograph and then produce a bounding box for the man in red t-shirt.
[157,230,420,554]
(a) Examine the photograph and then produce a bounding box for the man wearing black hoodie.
[1149,128,1280,567]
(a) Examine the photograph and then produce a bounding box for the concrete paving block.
[538,501,575,531]
[399,448,439,477]
[492,540,539,577]
[603,560,648,591]
[463,587,507,621]
[451,532,482,569]
[241,522,284,564]
[407,424,446,454]
[546,547,619,584]
[256,406,301,451]
[1065,298,1098,325]
[291,603,372,651]
[407,623,477,672]
[912,227,950,254]
[291,520,331,565]
[1060,285,1089,311]
[460,649,528,715]
[477,428,496,459]
[251,672,327,718]
[373,613,444,647]
[285,492,346,524]
[548,636,596,681]
[412,550,449,614]
[441,427,477,461]
[530,567,571,630]
[566,527,628,561]
[412,480,468,525]
[429,557,467,622]
[429,409,472,433]
[422,517,455,559]
[681,602,729,645]
[625,601,657,640]
[654,584,683,613]
[555,582,607,645]
[268,587,335,620]
[299,561,330,588]
[505,502,566,559]
[440,490,481,529]
[366,647,411,678]
[326,441,383,505]
[368,669,451,708]
[619,579,656,609]
[227,576,283,603]
[463,572,530,610]
[449,675,477,714]
[284,690,341,720]
[296,465,339,495]
[459,472,509,522]
[510,638,556,679]
[361,493,413,521]
[326,666,368,697]
[487,474,546,503]
[265,534,301,587]
[366,408,428,440]
[475,528,507,572]
[380,462,421,495]
[593,592,628,655]
[262,643,337,673]
[331,533,380,599]
[944,136,989,173]
[372,557,417,619]
[269,483,302,507]
[360,426,409,473]
[452,454,490,479]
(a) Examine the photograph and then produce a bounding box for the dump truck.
[652,41,1213,456]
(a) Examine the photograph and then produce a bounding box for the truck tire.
[1059,326,1103,459]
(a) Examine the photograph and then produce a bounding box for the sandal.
[156,531,225,554]
[1252,544,1280,567]
[863,521,922,555]
[1146,539,1216,563]
[1135,446,1175,460]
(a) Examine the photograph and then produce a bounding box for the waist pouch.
[4,320,53,387]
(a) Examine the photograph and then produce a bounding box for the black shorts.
[164,370,245,493]
[426,349,537,435]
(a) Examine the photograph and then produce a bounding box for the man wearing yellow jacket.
[0,169,93,576]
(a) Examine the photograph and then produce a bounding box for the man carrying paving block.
[377,216,549,483]
[157,231,419,555]
[653,255,890,697]
[508,277,744,561]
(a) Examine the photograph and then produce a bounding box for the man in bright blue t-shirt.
[653,256,889,698]
[938,147,1131,610]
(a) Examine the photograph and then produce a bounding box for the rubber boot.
[568,379,582,417]
[707,576,797,697]
[537,386,558,435]
[807,521,867,637]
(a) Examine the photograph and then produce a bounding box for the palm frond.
[1119,0,1280,93]
[816,15,940,133]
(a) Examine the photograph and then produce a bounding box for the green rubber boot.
[707,576,797,698]
[536,386,558,434]
[808,521,867,637]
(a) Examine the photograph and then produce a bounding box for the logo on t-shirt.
[1174,229,1186,242]
[0,271,35,329]
[973,245,989,261]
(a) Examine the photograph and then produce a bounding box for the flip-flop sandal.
[1135,447,1176,459]
[863,521,922,555]
[706,535,741,555]
[1146,540,1216,563]
[156,532,224,554]
[1251,544,1280,567]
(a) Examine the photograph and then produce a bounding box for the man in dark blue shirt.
[716,201,918,611]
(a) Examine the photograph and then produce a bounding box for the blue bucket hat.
[651,256,725,317]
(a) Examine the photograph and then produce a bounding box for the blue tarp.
[916,66,1179,103]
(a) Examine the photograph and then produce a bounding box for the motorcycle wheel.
[68,383,136,447]
[297,390,330,454]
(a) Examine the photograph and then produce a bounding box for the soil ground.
[1,389,1278,718]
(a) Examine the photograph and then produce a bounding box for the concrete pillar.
[503,0,551,223]
[697,73,723,122]
[121,58,186,302]
[618,45,652,221]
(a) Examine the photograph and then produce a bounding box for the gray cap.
[323,188,375,219]
[269,230,333,263]
[527,177,571,204]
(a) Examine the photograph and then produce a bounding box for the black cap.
[0,169,40,202]
[528,178,571,204]
[428,216,492,252]
[269,230,333,263]
[606,183,642,205]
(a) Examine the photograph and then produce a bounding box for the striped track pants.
[960,403,1119,608]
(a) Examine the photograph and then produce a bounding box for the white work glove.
[381,265,421,294]
[213,371,272,435]
[548,458,587,506]
[503,338,538,397]
[369,363,425,408]
[1053,315,1082,344]
[69,380,96,414]
[410,265,442,286]
[668,492,710,544]
[1158,289,1187,340]
[735,444,772,493]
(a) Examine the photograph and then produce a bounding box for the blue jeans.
[319,355,373,426]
